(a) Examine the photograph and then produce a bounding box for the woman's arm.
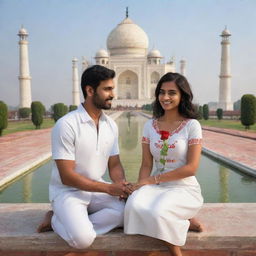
[137,143,202,186]
[158,143,202,183]
[138,143,153,181]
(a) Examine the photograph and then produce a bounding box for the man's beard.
[92,93,113,110]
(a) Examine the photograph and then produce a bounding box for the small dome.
[18,27,28,35]
[148,49,162,58]
[221,28,231,36]
[107,17,149,56]
[95,49,109,58]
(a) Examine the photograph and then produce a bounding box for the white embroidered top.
[142,118,202,187]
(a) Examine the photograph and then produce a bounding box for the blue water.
[0,113,255,203]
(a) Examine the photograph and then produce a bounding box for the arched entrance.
[117,70,138,99]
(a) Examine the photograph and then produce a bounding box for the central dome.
[107,17,149,56]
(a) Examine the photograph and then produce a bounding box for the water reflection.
[119,112,139,151]
[0,112,256,203]
[116,112,146,182]
[219,166,229,202]
[22,173,32,202]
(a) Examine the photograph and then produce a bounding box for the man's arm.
[108,155,125,183]
[108,155,133,195]
[56,159,127,197]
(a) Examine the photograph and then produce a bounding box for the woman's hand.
[133,176,155,190]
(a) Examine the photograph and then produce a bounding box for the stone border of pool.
[202,148,256,178]
[0,203,255,255]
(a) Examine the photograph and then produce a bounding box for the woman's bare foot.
[37,210,53,233]
[189,218,203,232]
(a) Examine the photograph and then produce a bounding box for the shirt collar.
[78,103,108,123]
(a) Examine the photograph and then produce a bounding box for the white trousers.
[51,191,125,249]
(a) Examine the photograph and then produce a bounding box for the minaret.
[18,26,32,108]
[218,27,233,110]
[72,58,80,106]
[180,59,186,76]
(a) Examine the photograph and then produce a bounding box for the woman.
[124,72,203,256]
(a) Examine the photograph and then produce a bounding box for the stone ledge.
[0,203,255,252]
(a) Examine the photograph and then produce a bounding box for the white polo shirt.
[49,104,119,202]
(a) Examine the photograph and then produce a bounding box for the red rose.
[159,130,170,140]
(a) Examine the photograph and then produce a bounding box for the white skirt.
[124,184,203,246]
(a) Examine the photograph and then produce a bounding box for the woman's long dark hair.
[153,72,199,119]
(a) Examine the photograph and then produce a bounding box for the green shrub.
[52,103,68,122]
[216,108,223,120]
[18,107,31,118]
[241,94,256,129]
[69,105,78,112]
[0,101,8,136]
[31,101,45,129]
[203,104,209,120]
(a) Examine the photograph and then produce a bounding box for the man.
[39,65,132,249]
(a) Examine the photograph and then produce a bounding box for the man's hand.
[106,180,136,200]
[106,183,128,198]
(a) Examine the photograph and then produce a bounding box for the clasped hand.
[109,178,153,200]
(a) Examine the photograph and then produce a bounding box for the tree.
[31,101,45,129]
[52,103,68,122]
[216,108,223,120]
[203,104,209,120]
[198,105,203,120]
[0,101,8,136]
[18,107,31,118]
[69,105,78,112]
[241,94,256,129]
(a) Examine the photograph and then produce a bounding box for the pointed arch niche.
[117,70,138,99]
[150,71,160,98]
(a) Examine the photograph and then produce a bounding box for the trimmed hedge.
[241,94,256,129]
[31,101,45,129]
[0,101,8,136]
[19,107,31,118]
[203,104,209,120]
[52,103,68,122]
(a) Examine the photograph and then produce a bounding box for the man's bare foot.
[189,218,203,232]
[37,210,53,233]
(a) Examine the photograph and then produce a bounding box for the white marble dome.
[148,49,162,58]
[18,27,28,36]
[95,49,109,58]
[221,28,231,36]
[107,18,149,56]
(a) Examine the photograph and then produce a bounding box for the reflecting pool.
[0,112,255,203]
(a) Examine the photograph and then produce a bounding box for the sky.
[0,0,256,109]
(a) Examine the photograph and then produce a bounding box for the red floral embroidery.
[166,159,176,163]
[152,119,189,136]
[188,138,202,145]
[142,136,150,144]
[154,141,177,149]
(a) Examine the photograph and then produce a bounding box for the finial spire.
[126,7,128,18]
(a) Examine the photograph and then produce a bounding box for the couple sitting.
[38,65,203,256]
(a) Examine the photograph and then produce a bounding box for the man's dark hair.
[81,65,115,98]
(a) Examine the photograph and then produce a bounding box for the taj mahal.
[18,9,233,110]
[82,9,179,107]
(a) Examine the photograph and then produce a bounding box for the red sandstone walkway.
[0,124,255,188]
[0,129,51,187]
[202,129,256,170]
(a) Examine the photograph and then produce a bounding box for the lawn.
[199,119,256,132]
[2,118,55,136]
